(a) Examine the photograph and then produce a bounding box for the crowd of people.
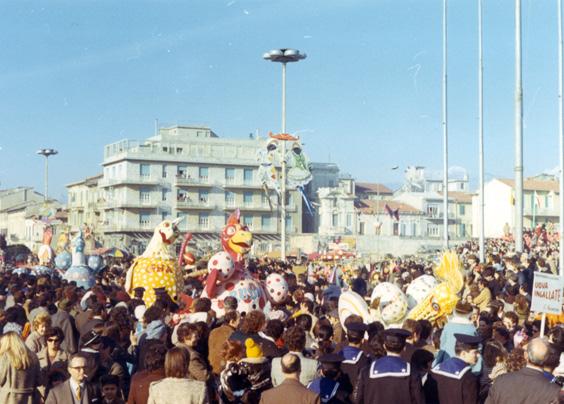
[0,233,562,404]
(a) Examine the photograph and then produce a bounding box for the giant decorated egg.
[406,275,438,309]
[370,282,408,326]
[202,272,266,317]
[207,251,235,281]
[64,265,95,290]
[265,273,288,304]
[55,252,72,271]
[87,255,105,274]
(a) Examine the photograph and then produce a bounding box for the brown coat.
[0,351,41,404]
[485,367,560,404]
[207,324,235,375]
[127,369,165,404]
[259,379,320,404]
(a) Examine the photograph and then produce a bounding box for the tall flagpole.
[558,0,564,276]
[514,0,524,252]
[442,0,449,249]
[478,0,485,263]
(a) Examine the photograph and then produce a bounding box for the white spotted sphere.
[207,251,235,281]
[265,273,288,304]
[406,275,439,309]
[370,282,408,326]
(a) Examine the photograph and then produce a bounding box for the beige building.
[0,187,64,251]
[67,174,104,233]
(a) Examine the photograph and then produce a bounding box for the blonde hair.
[0,332,33,370]
[32,312,51,330]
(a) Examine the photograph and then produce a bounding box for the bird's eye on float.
[226,226,236,236]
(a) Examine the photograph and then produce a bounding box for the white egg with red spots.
[207,251,234,281]
[265,273,288,304]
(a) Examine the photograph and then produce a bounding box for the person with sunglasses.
[37,327,69,399]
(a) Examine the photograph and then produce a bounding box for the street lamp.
[263,48,307,261]
[36,148,58,202]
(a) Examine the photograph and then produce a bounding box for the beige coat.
[0,350,41,404]
[147,377,208,404]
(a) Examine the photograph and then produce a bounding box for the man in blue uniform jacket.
[431,333,481,404]
[352,328,424,404]
[307,353,351,403]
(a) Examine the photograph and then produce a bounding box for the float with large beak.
[125,217,184,306]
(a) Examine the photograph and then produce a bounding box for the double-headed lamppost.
[263,48,306,261]
[36,148,58,202]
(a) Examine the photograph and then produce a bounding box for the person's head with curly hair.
[506,347,527,372]
[240,310,265,334]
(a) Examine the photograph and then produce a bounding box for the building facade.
[91,126,304,254]
[67,174,104,233]
[471,177,559,238]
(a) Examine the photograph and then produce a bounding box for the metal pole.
[281,62,287,261]
[442,0,449,249]
[515,0,524,252]
[44,156,49,202]
[558,0,564,276]
[478,0,485,262]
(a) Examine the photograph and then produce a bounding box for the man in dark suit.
[260,353,320,404]
[46,353,100,403]
[431,333,481,404]
[485,338,560,404]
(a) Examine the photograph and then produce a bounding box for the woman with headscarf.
[0,331,41,404]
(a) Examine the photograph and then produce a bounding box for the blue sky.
[0,0,562,201]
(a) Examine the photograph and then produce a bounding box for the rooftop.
[497,178,559,193]
[355,182,393,195]
[355,198,422,215]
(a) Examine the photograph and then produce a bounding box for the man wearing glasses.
[45,353,99,403]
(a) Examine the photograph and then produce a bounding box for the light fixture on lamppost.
[36,148,58,202]
[263,48,307,261]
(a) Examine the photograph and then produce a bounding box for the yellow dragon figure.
[125,217,184,306]
[407,251,464,326]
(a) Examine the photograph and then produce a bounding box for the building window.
[460,223,466,237]
[332,214,338,227]
[140,164,150,178]
[285,216,293,231]
[225,168,235,184]
[199,167,209,182]
[177,165,187,178]
[261,193,269,206]
[161,212,169,221]
[199,213,209,228]
[459,204,465,215]
[225,191,235,207]
[162,189,169,202]
[177,190,189,202]
[140,189,151,204]
[346,214,352,227]
[243,168,253,184]
[139,213,151,227]
[199,190,209,204]
[427,225,439,237]
[243,192,253,206]
[359,222,365,235]
[243,215,253,229]
[261,215,271,229]
[427,205,438,217]
[162,165,167,178]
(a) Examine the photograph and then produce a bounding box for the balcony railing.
[174,175,214,186]
[99,177,160,188]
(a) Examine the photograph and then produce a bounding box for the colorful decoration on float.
[63,231,95,290]
[125,217,184,306]
[201,209,266,316]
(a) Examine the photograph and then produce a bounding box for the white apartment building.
[95,126,303,253]
[317,177,357,236]
[472,177,559,238]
